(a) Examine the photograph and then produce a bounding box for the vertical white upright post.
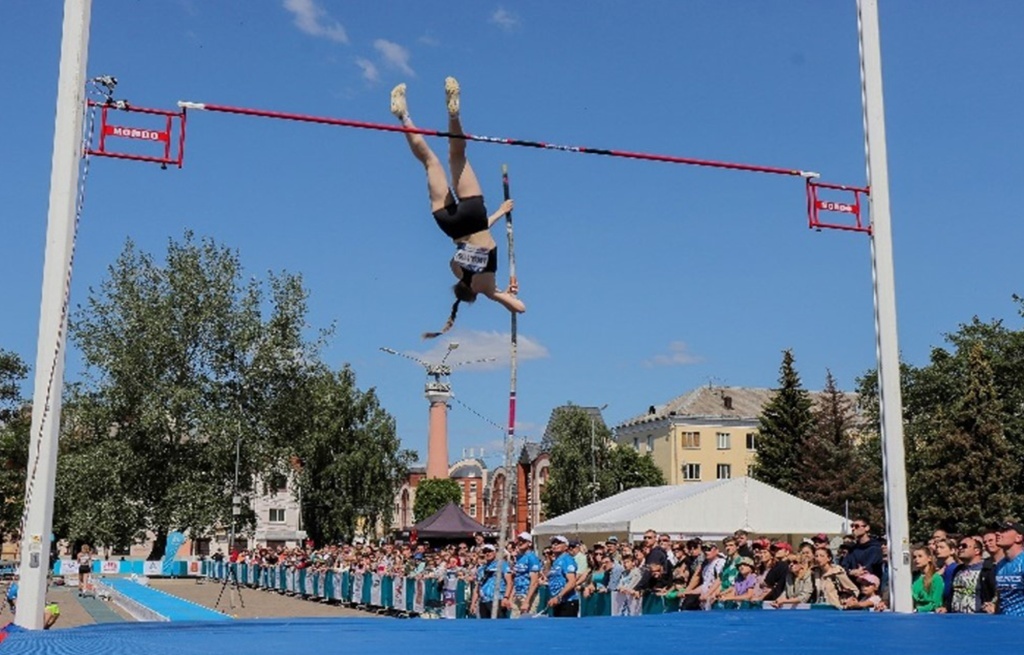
[17,0,92,630]
[857,0,912,613]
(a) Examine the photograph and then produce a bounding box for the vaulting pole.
[491,164,517,618]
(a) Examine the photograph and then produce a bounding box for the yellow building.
[614,386,775,485]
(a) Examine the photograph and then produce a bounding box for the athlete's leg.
[392,84,452,211]
[445,77,483,200]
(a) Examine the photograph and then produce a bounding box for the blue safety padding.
[102,578,231,622]
[0,611,1014,655]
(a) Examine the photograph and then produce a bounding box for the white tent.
[533,477,848,543]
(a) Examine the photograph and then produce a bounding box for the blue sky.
[3,1,1023,466]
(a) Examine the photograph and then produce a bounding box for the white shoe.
[444,77,460,117]
[390,83,408,119]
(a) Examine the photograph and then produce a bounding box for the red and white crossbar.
[178,101,820,180]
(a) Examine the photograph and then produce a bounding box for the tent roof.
[533,477,847,539]
[411,502,493,539]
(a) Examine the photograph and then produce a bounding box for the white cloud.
[283,0,349,43]
[644,341,702,368]
[490,7,520,31]
[355,57,379,82]
[406,330,549,371]
[373,39,415,77]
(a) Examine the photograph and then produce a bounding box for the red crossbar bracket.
[806,179,871,235]
[85,100,186,168]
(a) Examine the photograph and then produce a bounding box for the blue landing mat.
[101,579,230,622]
[0,611,1016,655]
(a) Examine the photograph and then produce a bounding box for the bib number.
[452,244,490,272]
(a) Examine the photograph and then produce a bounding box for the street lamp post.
[590,404,609,503]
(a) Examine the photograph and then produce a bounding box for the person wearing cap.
[470,544,511,618]
[605,537,622,564]
[769,554,813,609]
[718,557,758,606]
[505,532,541,618]
[994,520,1024,615]
[546,536,580,617]
[682,541,724,609]
[843,571,883,610]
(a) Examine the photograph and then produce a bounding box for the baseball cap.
[857,572,880,587]
[999,520,1024,535]
[550,535,569,545]
[771,541,792,552]
[568,539,582,547]
[606,536,619,543]
[812,533,829,543]
[481,544,496,552]
[517,531,533,542]
[738,557,755,568]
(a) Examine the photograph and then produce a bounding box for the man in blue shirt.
[471,544,511,618]
[994,520,1024,616]
[546,535,579,617]
[506,532,541,618]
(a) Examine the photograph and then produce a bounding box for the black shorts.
[433,195,487,240]
[78,565,91,575]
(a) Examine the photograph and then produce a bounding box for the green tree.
[66,232,318,557]
[912,344,1018,534]
[800,370,867,516]
[413,478,463,523]
[604,445,666,493]
[752,349,813,495]
[0,349,30,536]
[294,365,415,544]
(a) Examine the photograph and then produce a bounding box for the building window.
[716,432,731,450]
[469,504,477,517]
[683,463,701,481]
[717,464,732,479]
[269,508,286,523]
[646,435,653,452]
[470,481,477,495]
[682,431,700,449]
[746,432,756,451]
[633,437,640,452]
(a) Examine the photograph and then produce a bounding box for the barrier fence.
[200,562,696,617]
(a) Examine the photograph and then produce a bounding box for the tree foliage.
[856,298,1024,539]
[752,350,813,495]
[0,349,30,537]
[413,478,463,524]
[294,366,415,545]
[541,404,664,518]
[61,232,408,556]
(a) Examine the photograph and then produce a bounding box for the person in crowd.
[683,541,724,609]
[983,529,1005,565]
[734,530,755,559]
[5,574,17,613]
[717,557,759,606]
[506,532,541,618]
[930,529,949,555]
[934,537,959,606]
[812,546,858,609]
[546,536,580,617]
[605,537,622,564]
[570,540,589,583]
[614,556,643,616]
[911,544,944,613]
[769,555,813,609]
[936,535,997,614]
[470,544,510,618]
[994,520,1024,615]
[759,542,792,602]
[705,537,742,602]
[842,518,884,581]
[843,572,883,610]
[657,535,677,566]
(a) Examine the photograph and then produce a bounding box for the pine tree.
[800,370,862,515]
[752,349,813,495]
[913,343,1018,534]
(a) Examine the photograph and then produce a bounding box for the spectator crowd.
[210,517,1024,618]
